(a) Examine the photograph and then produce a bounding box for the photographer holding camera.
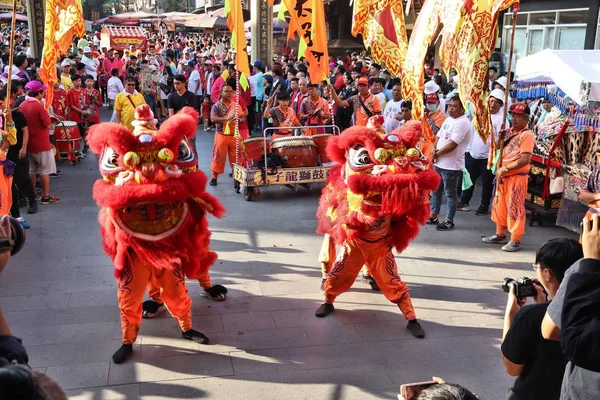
[542,214,600,399]
[501,237,583,400]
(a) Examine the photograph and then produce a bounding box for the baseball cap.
[187,60,196,67]
[425,93,439,103]
[329,62,337,68]
[253,60,262,68]
[83,46,91,53]
[370,62,381,69]
[204,60,213,65]
[489,88,505,103]
[424,80,440,94]
[508,102,530,116]
[25,80,46,92]
[357,76,369,86]
[60,59,71,67]
[148,65,157,71]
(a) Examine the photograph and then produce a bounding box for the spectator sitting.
[542,214,600,399]
[501,237,583,400]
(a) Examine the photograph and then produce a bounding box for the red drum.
[244,137,270,167]
[271,137,318,168]
[312,134,332,164]
[54,121,81,156]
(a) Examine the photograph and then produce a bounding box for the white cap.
[148,65,157,71]
[496,76,507,89]
[424,80,440,94]
[60,59,71,67]
[204,60,213,65]
[452,75,459,84]
[83,46,92,53]
[490,88,505,103]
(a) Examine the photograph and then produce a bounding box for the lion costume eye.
[177,139,195,163]
[101,147,120,172]
[349,146,373,168]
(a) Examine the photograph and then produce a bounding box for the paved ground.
[1,114,576,400]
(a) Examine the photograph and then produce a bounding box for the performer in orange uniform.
[314,121,440,338]
[483,103,534,252]
[87,105,225,363]
[263,91,300,140]
[329,77,381,127]
[299,83,330,136]
[209,81,248,186]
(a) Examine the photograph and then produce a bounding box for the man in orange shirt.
[263,91,300,139]
[483,103,534,252]
[328,76,381,127]
[299,83,330,136]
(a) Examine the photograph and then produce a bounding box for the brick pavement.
[0,119,576,399]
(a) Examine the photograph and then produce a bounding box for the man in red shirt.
[18,81,60,205]
[66,74,89,152]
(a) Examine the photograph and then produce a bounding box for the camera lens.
[8,216,25,256]
[502,277,514,293]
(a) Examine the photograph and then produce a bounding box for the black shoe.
[475,205,489,216]
[49,172,60,178]
[112,344,133,364]
[361,275,380,291]
[426,217,439,225]
[407,320,425,338]
[436,219,454,231]
[209,179,217,186]
[182,329,209,344]
[315,303,334,318]
[27,201,38,214]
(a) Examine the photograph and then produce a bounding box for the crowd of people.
[0,27,598,400]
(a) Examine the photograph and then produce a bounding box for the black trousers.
[247,97,256,132]
[10,155,36,218]
[460,153,494,208]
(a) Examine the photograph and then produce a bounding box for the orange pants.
[318,234,370,278]
[323,238,416,320]
[117,252,192,344]
[211,133,236,179]
[147,269,212,304]
[491,174,528,243]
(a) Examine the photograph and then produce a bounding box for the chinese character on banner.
[299,170,311,180]
[286,171,298,182]
[312,169,325,180]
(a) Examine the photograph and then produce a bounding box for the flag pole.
[4,0,18,132]
[491,3,519,172]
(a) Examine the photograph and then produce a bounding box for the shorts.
[29,150,57,175]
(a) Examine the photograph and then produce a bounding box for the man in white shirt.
[428,95,473,231]
[81,46,98,81]
[107,68,124,110]
[382,82,404,133]
[186,61,202,114]
[458,89,506,215]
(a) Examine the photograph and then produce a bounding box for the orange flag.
[225,0,250,89]
[351,0,408,77]
[280,0,329,84]
[39,0,85,109]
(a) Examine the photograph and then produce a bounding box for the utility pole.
[25,0,44,59]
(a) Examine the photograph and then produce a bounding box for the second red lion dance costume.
[87,105,225,363]
[315,121,440,338]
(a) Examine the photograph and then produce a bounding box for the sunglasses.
[127,84,135,87]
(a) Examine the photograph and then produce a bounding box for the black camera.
[0,216,26,256]
[502,277,538,298]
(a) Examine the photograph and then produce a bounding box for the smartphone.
[400,381,438,400]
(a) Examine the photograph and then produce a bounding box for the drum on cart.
[244,137,271,168]
[311,134,332,164]
[271,136,318,168]
[54,121,82,157]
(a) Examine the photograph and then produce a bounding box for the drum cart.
[232,125,339,201]
[54,121,83,165]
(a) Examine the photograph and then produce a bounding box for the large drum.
[244,137,271,168]
[271,136,318,168]
[54,121,81,156]
[312,134,332,164]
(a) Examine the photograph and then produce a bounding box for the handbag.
[1,159,16,177]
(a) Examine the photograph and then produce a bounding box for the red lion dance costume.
[87,105,226,363]
[315,121,440,338]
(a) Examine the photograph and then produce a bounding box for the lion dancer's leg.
[366,240,425,338]
[318,234,337,290]
[113,253,209,364]
[315,240,366,317]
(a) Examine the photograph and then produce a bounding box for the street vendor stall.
[100,26,147,52]
[515,49,600,231]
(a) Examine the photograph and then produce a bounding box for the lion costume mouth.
[114,201,188,241]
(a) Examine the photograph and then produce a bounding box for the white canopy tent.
[515,49,600,106]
